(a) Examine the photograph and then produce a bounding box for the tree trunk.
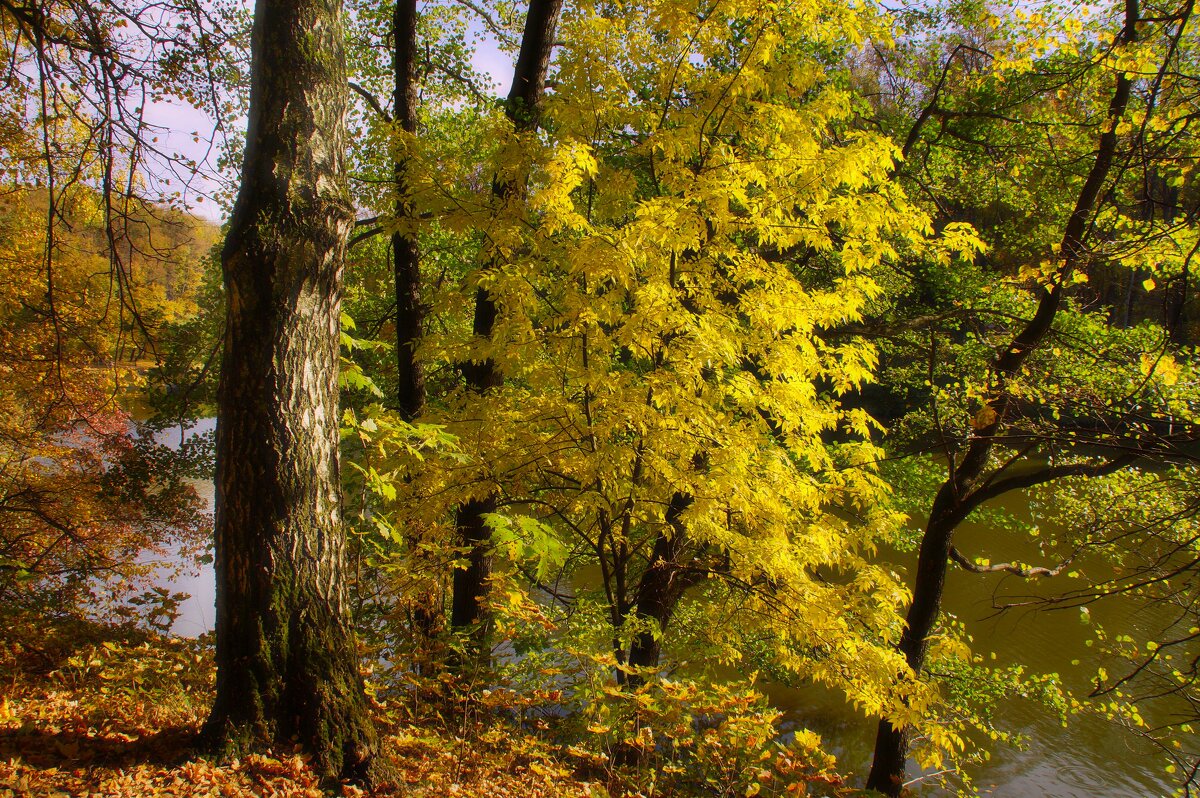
[866,2,1138,792]
[450,496,496,664]
[392,0,424,422]
[624,492,697,687]
[202,0,381,783]
[865,490,964,794]
[450,0,563,661]
[389,0,444,669]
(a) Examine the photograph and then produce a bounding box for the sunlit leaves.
[344,0,983,766]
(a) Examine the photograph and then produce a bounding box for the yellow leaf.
[971,405,997,430]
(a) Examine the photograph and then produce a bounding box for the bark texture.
[203,0,380,783]
[866,2,1139,792]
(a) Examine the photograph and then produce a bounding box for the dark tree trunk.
[202,0,381,783]
[624,492,698,687]
[450,496,496,660]
[866,3,1139,792]
[450,0,563,659]
[392,0,424,422]
[866,489,968,794]
[389,0,443,670]
[1124,266,1141,328]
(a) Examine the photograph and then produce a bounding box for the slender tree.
[202,0,382,782]
[392,0,424,422]
[865,0,1143,791]
[450,0,563,658]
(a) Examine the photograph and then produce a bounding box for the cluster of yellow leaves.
[342,0,985,772]
[568,673,848,796]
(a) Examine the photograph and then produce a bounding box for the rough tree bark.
[202,0,382,783]
[450,0,563,661]
[865,1,1139,792]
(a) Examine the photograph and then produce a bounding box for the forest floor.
[0,615,599,798]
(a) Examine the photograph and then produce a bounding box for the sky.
[150,11,514,225]
[143,99,231,224]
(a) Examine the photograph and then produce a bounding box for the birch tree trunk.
[202,0,382,783]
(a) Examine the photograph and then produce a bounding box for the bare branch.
[949,545,1072,579]
[349,81,392,123]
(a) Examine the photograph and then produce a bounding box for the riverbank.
[133,438,1180,796]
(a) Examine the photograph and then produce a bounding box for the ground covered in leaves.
[1,612,850,797]
[0,615,601,798]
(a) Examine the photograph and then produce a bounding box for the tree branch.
[949,545,1072,579]
[966,453,1138,512]
[349,81,392,123]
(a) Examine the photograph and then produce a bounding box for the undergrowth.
[0,610,851,797]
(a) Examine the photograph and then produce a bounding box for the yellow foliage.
[355,0,988,773]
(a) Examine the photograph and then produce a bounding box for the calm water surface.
[148,418,217,638]
[765,495,1179,797]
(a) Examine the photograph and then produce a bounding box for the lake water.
[764,499,1180,797]
[158,423,1178,794]
[146,418,217,638]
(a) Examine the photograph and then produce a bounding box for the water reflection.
[761,491,1177,797]
[150,418,216,637]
